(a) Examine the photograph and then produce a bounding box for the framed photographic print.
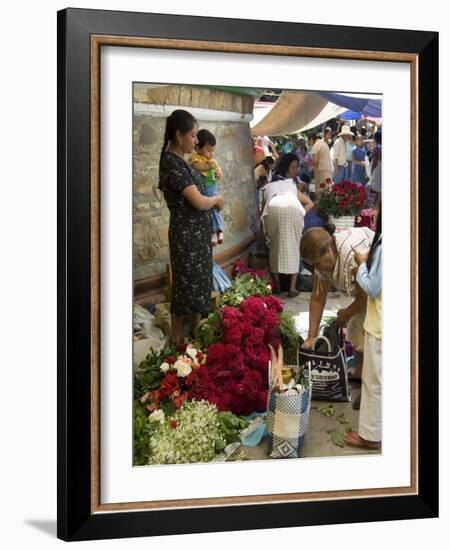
[57,8,438,542]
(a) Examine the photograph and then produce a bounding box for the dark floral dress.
[159,152,212,316]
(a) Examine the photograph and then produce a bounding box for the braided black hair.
[159,128,171,168]
[159,109,197,170]
[366,200,382,271]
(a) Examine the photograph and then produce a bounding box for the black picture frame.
[57,8,439,542]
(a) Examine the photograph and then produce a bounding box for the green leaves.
[318,404,335,417]
[336,413,350,425]
[317,187,339,220]
[134,343,176,399]
[219,274,271,308]
[279,311,302,365]
[194,311,222,348]
[217,411,249,444]
[133,400,158,465]
[327,429,346,448]
[325,414,353,447]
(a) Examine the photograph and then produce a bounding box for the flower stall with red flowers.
[133,267,302,465]
[317,180,369,220]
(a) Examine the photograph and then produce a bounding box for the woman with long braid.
[344,201,382,450]
[158,110,224,344]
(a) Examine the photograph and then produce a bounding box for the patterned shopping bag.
[299,327,350,402]
[266,347,312,459]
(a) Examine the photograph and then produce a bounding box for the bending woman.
[159,109,224,344]
[261,153,313,297]
[300,225,374,379]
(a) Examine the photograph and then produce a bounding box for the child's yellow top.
[189,152,209,176]
[189,152,221,179]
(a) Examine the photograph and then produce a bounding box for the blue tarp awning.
[318,92,382,118]
[339,110,362,120]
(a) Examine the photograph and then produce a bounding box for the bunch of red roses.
[334,181,367,214]
[318,180,368,218]
[184,295,283,415]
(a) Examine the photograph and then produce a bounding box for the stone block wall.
[133,86,259,283]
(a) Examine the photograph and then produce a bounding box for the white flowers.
[156,346,202,379]
[148,401,226,465]
[185,344,197,359]
[148,409,165,424]
[174,357,192,378]
[159,362,170,373]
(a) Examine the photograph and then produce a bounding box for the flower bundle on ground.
[185,295,283,415]
[219,272,272,307]
[134,267,302,464]
[138,343,206,415]
[148,400,227,465]
[134,344,177,399]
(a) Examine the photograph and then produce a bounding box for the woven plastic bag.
[266,346,312,459]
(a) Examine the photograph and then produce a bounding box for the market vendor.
[158,109,224,344]
[300,225,374,383]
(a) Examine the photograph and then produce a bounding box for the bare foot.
[343,431,380,450]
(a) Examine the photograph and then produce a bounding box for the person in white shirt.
[333,125,354,183]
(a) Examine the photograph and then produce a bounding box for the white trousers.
[359,332,382,442]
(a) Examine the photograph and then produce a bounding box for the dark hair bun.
[323,222,336,236]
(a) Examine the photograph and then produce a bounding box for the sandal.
[287,290,300,298]
[343,431,380,450]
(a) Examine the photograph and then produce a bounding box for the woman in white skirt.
[261,153,313,297]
